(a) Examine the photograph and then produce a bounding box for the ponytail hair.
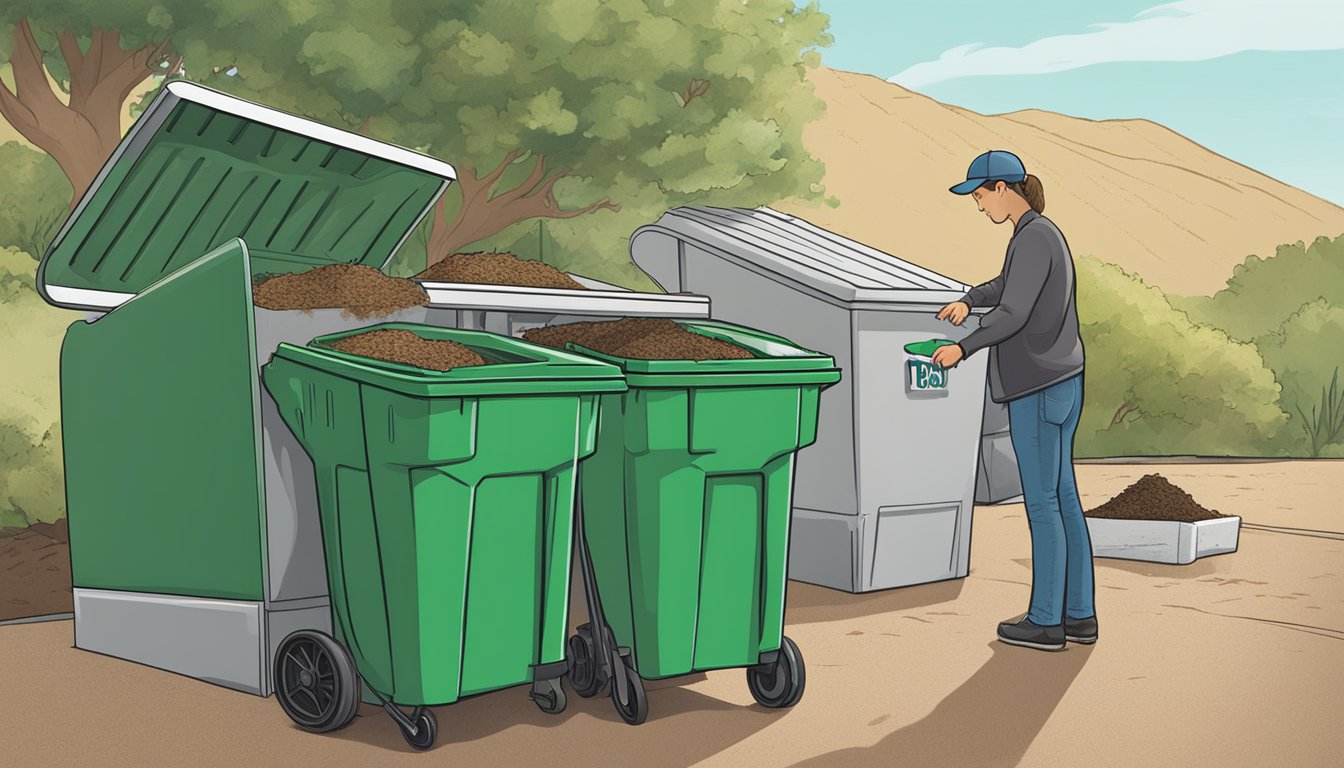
[980,174,1046,213]
[1018,174,1045,213]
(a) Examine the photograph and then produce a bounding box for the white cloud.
[889,0,1344,88]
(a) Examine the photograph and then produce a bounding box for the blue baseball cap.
[949,150,1027,195]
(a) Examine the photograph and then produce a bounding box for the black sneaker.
[997,616,1066,651]
[1065,615,1098,644]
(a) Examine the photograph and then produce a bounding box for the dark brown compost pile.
[522,318,754,361]
[1085,474,1225,522]
[253,264,429,318]
[325,329,487,372]
[416,252,587,290]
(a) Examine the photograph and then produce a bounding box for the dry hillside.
[779,68,1344,295]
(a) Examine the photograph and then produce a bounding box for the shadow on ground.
[785,579,965,625]
[789,641,1092,768]
[1093,557,1219,579]
[315,678,776,762]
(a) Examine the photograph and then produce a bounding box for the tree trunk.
[0,20,177,210]
[426,150,618,265]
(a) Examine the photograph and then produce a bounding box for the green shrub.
[1176,233,1344,342]
[0,142,71,257]
[1254,299,1344,455]
[0,245,75,527]
[0,419,64,528]
[0,246,77,436]
[1075,255,1287,457]
[0,246,75,529]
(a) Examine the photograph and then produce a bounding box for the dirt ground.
[2,461,1341,767]
[0,519,71,622]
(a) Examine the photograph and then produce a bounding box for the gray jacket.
[957,210,1085,403]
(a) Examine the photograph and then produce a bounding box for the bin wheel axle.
[570,495,649,726]
[567,625,606,698]
[747,635,806,708]
[274,630,360,733]
[611,654,648,725]
[364,685,439,751]
[530,677,567,715]
[397,707,437,751]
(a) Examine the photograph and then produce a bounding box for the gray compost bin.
[630,206,996,592]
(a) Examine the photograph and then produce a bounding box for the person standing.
[931,150,1097,651]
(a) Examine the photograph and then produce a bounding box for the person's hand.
[936,301,970,326]
[932,343,964,369]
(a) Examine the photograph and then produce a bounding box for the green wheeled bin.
[261,323,626,749]
[558,320,841,720]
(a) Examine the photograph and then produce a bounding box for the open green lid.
[38,80,456,311]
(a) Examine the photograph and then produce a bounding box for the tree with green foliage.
[0,6,180,208]
[1255,298,1344,456]
[1175,233,1344,342]
[0,419,64,528]
[1074,254,1287,457]
[0,245,74,527]
[2,1,832,282]
[0,141,70,256]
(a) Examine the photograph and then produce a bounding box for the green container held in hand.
[903,339,956,392]
[573,320,841,683]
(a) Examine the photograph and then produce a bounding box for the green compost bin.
[572,320,841,680]
[261,324,626,707]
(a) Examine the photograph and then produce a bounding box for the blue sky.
[815,0,1344,206]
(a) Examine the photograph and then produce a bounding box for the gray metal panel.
[869,502,966,589]
[262,603,333,697]
[253,305,441,603]
[73,589,266,695]
[976,432,1023,505]
[982,391,1012,434]
[788,502,972,593]
[420,280,709,318]
[788,508,861,592]
[631,206,969,304]
[852,308,986,524]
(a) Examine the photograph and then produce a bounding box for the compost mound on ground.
[523,318,754,361]
[1085,473,1224,522]
[0,518,72,622]
[325,329,487,372]
[416,251,587,290]
[253,264,429,318]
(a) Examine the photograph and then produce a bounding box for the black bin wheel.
[566,625,606,698]
[612,657,648,726]
[532,677,567,715]
[747,636,806,708]
[400,707,437,751]
[275,629,361,732]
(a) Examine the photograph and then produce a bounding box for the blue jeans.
[1006,373,1095,626]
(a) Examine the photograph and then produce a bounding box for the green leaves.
[519,88,579,135]
[1255,297,1344,455]
[1180,234,1344,343]
[1295,368,1344,458]
[1075,254,1288,457]
[0,143,70,256]
[5,1,831,278]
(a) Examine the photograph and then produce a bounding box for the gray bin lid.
[38,80,457,311]
[630,206,974,307]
